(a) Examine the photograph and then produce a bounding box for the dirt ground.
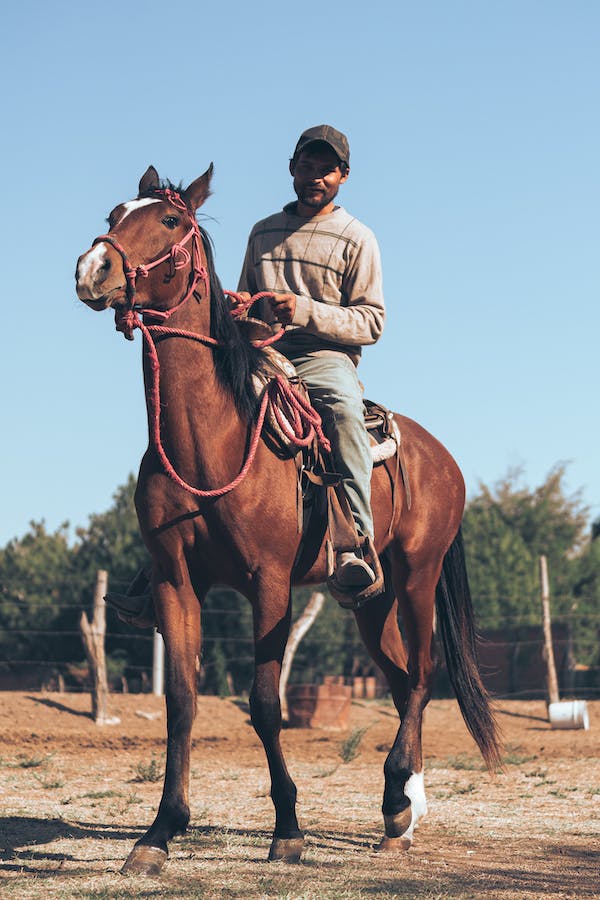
[0,691,598,899]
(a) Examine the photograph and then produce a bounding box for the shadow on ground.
[26,696,93,719]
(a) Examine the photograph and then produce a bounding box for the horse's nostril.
[95,256,112,285]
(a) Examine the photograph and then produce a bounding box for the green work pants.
[288,350,374,541]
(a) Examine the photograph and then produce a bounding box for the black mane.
[199,227,265,420]
[139,180,265,419]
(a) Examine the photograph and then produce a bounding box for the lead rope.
[140,315,270,498]
[117,304,330,499]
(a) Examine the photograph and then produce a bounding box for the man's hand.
[268,292,296,325]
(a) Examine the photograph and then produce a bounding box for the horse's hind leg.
[249,582,304,863]
[355,549,437,851]
[122,574,202,876]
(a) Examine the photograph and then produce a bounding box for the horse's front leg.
[249,585,304,863]
[122,575,201,876]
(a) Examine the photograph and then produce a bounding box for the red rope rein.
[224,290,287,349]
[267,377,330,449]
[94,192,330,497]
[140,317,271,498]
[119,313,330,498]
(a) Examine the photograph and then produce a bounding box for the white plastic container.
[548,700,590,730]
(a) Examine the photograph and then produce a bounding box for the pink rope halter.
[93,189,210,340]
[92,190,330,498]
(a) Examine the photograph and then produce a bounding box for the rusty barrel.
[286,683,352,730]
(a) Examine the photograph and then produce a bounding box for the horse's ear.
[139,165,160,196]
[183,164,214,211]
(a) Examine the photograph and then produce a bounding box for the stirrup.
[326,536,384,610]
[104,591,156,629]
[335,551,376,588]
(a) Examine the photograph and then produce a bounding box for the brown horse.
[75,165,501,876]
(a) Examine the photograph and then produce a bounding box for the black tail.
[435,527,503,771]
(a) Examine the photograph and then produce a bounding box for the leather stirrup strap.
[325,483,385,610]
[383,436,412,540]
[326,482,361,552]
[398,442,411,510]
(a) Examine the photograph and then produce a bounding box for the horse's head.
[75,165,213,315]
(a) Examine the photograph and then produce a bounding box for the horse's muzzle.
[75,243,126,309]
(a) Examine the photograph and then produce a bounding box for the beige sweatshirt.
[238,203,385,365]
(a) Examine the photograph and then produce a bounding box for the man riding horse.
[238,124,385,589]
[109,124,385,622]
[76,138,501,872]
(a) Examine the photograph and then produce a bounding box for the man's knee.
[312,389,363,421]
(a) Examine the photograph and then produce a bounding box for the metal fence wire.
[1,605,598,699]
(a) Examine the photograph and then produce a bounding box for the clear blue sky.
[0,1,598,546]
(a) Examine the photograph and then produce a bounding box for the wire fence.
[1,603,598,699]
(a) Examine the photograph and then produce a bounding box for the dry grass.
[0,693,598,899]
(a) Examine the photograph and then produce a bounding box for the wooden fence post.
[80,569,120,725]
[280,591,325,721]
[539,555,560,706]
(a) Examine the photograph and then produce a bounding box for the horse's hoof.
[376,834,412,852]
[376,808,413,851]
[268,836,305,863]
[121,845,168,876]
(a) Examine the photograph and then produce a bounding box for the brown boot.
[335,550,376,589]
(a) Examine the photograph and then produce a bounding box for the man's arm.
[238,229,298,325]
[290,233,385,346]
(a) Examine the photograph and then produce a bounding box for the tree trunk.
[80,569,120,725]
[280,591,325,721]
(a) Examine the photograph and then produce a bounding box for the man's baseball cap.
[292,125,350,166]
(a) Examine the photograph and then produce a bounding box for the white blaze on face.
[115,197,162,224]
[77,242,109,289]
[77,198,164,299]
[404,771,427,838]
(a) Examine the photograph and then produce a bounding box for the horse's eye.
[162,215,179,229]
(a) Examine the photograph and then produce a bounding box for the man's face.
[290,145,349,214]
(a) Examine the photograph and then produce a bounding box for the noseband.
[93,189,209,340]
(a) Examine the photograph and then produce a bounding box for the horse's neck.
[142,293,245,478]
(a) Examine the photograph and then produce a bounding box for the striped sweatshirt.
[238,203,385,365]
